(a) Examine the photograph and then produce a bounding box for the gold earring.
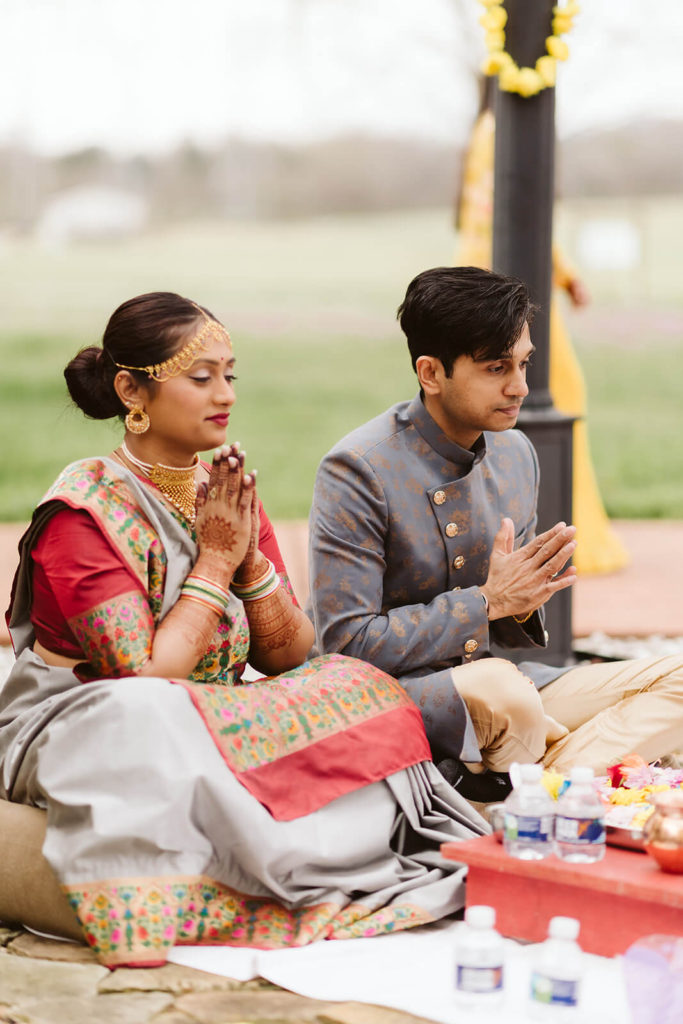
[125,406,150,434]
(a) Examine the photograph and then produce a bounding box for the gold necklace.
[120,440,199,524]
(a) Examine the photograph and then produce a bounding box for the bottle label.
[555,814,605,845]
[504,812,552,842]
[456,963,503,994]
[531,971,579,1007]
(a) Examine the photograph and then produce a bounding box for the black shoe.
[437,759,513,803]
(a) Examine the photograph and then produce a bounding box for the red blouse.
[31,502,289,658]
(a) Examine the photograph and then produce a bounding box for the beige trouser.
[453,654,683,775]
[453,659,568,772]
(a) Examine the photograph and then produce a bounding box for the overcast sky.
[2,0,683,155]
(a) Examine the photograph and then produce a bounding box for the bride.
[0,291,485,968]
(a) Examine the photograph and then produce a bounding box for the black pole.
[493,0,554,407]
[491,0,575,666]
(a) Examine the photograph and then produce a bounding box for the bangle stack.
[231,559,281,602]
[181,573,231,615]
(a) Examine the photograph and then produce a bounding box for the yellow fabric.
[454,659,568,773]
[551,243,577,293]
[456,111,628,575]
[457,110,495,272]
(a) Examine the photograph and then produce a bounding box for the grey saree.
[0,458,486,967]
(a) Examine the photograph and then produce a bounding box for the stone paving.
[0,927,434,1024]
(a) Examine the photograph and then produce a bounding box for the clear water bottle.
[503,762,554,860]
[454,904,504,1006]
[554,765,606,863]
[529,916,582,1019]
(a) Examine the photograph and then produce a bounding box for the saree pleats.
[1,458,487,967]
[3,676,484,965]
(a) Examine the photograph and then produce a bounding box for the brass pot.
[643,790,683,873]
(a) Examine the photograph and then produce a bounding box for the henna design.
[233,490,259,580]
[244,589,302,652]
[165,596,222,662]
[233,551,269,587]
[246,600,290,631]
[199,515,238,551]
[258,621,301,652]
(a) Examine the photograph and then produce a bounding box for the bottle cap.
[465,905,496,929]
[519,763,543,783]
[569,766,594,784]
[548,916,580,940]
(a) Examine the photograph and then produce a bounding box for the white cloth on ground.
[168,917,632,1024]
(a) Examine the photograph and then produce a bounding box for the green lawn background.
[1,199,681,521]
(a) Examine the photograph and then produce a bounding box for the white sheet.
[167,918,632,1023]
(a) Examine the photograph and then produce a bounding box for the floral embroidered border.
[175,653,431,820]
[188,600,250,684]
[61,873,433,966]
[43,459,167,620]
[179,653,419,773]
[68,590,153,678]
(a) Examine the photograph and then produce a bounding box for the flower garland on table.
[478,0,580,98]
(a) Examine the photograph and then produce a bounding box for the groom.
[308,266,683,801]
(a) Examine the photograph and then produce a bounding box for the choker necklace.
[120,440,199,524]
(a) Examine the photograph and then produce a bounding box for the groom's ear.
[415,355,445,396]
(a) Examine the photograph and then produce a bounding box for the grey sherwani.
[309,394,565,762]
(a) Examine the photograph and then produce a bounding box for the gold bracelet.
[513,609,535,624]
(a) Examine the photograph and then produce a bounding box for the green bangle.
[181,573,231,614]
[231,559,280,602]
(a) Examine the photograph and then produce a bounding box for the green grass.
[215,332,416,519]
[2,325,681,521]
[0,328,416,521]
[1,202,682,521]
[575,341,683,519]
[0,333,119,519]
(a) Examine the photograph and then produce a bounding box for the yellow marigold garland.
[478,1,580,98]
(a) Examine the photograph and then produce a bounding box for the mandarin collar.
[407,393,487,468]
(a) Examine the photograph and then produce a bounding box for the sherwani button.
[445,523,459,537]
[433,490,446,505]
[453,555,465,569]
[464,639,478,654]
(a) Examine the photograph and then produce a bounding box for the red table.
[441,833,683,956]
